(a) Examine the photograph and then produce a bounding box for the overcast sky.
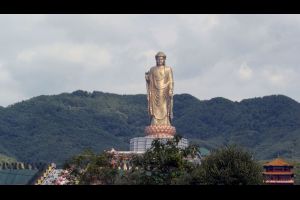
[0,14,300,106]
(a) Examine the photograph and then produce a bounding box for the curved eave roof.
[263,158,292,167]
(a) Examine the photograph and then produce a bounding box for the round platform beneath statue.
[144,125,176,137]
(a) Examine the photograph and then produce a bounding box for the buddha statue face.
[156,56,165,66]
[155,52,166,66]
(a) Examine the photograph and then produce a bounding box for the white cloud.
[17,43,111,69]
[151,26,178,48]
[17,50,37,62]
[177,14,220,33]
[0,64,13,83]
[238,62,253,81]
[261,66,296,88]
[0,63,26,106]
[1,14,300,106]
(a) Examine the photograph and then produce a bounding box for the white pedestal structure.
[130,136,189,152]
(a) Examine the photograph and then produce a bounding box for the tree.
[126,135,200,185]
[64,149,120,185]
[192,145,263,185]
[63,140,263,185]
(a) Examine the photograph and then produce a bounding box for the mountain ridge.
[0,90,299,165]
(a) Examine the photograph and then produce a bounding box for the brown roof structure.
[263,158,292,167]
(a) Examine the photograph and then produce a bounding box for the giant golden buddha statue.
[145,52,176,138]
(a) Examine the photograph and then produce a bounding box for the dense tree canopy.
[123,135,200,185]
[63,139,263,185]
[192,145,263,185]
[64,149,119,185]
[0,91,300,165]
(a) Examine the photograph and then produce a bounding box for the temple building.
[263,158,294,185]
[0,162,55,185]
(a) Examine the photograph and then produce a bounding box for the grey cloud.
[0,14,300,106]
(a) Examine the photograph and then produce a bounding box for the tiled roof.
[0,169,39,185]
[263,158,292,167]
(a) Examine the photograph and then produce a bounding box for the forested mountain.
[0,90,299,165]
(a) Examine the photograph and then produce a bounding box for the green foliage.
[127,135,199,185]
[64,136,200,185]
[195,145,263,185]
[0,91,300,165]
[64,149,119,185]
[0,91,147,165]
[65,140,263,185]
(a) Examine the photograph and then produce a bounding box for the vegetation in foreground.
[64,136,263,185]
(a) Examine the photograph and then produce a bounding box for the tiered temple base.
[144,125,176,138]
[130,137,188,152]
[129,125,188,152]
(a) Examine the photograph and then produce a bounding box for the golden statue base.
[144,125,176,138]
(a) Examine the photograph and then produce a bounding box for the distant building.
[107,148,144,171]
[107,144,202,171]
[263,158,294,185]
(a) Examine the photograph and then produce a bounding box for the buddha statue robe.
[145,65,174,126]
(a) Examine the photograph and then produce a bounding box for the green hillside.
[0,90,300,165]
